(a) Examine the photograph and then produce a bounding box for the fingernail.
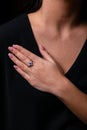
[8,46,13,51]
[13,44,18,48]
[40,44,46,51]
[8,53,13,58]
[13,65,18,69]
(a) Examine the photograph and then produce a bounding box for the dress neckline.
[25,13,87,76]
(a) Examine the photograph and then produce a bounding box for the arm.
[8,44,87,124]
[55,77,87,124]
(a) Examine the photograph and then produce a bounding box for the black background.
[0,0,33,24]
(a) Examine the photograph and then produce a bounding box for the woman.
[1,0,87,129]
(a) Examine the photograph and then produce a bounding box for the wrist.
[52,76,70,98]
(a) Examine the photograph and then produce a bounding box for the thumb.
[39,44,55,63]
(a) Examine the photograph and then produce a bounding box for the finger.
[8,46,32,67]
[12,44,41,61]
[8,53,31,75]
[13,65,30,83]
[39,44,55,63]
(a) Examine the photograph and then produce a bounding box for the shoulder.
[0,13,29,43]
[0,13,37,55]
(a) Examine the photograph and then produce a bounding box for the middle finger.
[8,52,31,75]
[8,46,32,67]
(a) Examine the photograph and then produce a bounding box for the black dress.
[0,13,87,130]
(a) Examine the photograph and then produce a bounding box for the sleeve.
[0,15,23,129]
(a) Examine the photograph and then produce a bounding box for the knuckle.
[14,58,19,65]
[20,64,27,72]
[20,56,27,63]
[30,81,36,87]
[21,49,25,54]
[30,77,36,86]
[13,48,18,54]
[24,73,29,81]
[25,57,30,64]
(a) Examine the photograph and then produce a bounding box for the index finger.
[12,44,40,61]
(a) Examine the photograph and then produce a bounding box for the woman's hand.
[8,44,65,95]
[8,44,87,123]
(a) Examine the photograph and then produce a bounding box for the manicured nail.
[13,65,18,69]
[40,44,46,51]
[8,46,13,51]
[13,44,18,48]
[8,53,13,58]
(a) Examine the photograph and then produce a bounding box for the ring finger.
[8,46,33,67]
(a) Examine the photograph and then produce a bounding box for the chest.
[36,35,86,74]
[29,18,87,74]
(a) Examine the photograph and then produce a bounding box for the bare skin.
[28,0,87,74]
[8,0,87,124]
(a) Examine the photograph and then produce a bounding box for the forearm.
[8,44,87,124]
[54,77,87,124]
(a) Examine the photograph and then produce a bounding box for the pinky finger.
[13,65,30,83]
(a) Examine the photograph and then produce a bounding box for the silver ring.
[28,60,33,67]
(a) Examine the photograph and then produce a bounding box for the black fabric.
[0,13,87,130]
